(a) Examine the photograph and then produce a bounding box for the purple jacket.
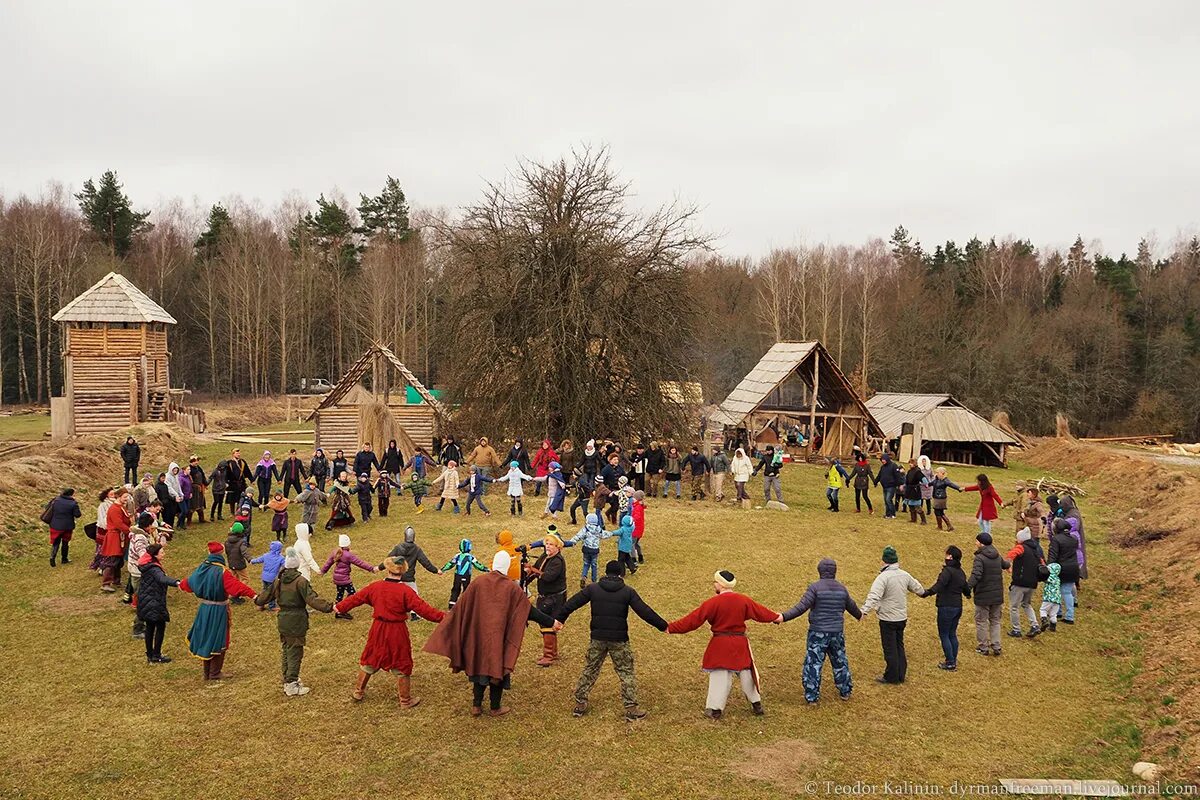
[179,473,193,501]
[321,547,375,585]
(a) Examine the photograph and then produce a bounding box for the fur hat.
[383,556,405,576]
[882,545,899,564]
[714,570,737,590]
[492,550,512,575]
[338,534,351,548]
[284,548,300,569]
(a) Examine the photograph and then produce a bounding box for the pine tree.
[1067,235,1088,275]
[356,177,411,241]
[194,204,233,260]
[290,195,360,271]
[75,170,152,257]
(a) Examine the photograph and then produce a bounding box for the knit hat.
[404,526,416,544]
[492,550,511,575]
[383,556,405,576]
[230,522,245,535]
[605,560,623,576]
[1017,527,1031,543]
[882,546,899,564]
[543,532,563,549]
[618,476,629,487]
[284,548,300,569]
[714,570,737,590]
[207,541,224,554]
[946,545,963,563]
[976,531,993,546]
[338,534,351,548]
[510,460,519,468]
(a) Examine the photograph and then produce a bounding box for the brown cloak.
[423,570,532,679]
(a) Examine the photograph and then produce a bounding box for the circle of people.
[38,434,1087,719]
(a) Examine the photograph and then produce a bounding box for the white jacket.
[730,454,754,483]
[861,564,924,622]
[293,525,321,581]
[498,467,534,497]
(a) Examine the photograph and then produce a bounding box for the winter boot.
[751,701,765,716]
[208,652,227,680]
[352,670,371,701]
[918,509,927,525]
[908,507,918,523]
[535,633,558,667]
[202,659,212,680]
[132,618,146,640]
[397,675,420,709]
[944,518,955,531]
[936,517,944,530]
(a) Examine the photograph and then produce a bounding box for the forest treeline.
[2,160,1198,438]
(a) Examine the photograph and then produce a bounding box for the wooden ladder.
[147,388,168,422]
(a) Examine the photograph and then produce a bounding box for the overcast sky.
[3,2,1198,257]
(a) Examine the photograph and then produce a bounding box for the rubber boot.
[397,675,421,709]
[535,633,558,667]
[50,539,60,567]
[352,670,371,701]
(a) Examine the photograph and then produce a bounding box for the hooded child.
[498,460,536,516]
[255,547,334,696]
[321,534,377,615]
[443,539,489,608]
[565,513,614,589]
[268,491,290,540]
[379,526,442,619]
[374,471,403,518]
[292,523,322,581]
[430,461,462,513]
[251,540,287,610]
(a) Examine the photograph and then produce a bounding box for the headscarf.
[257,451,275,469]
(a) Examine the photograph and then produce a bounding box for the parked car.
[298,378,333,395]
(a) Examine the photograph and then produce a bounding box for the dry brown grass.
[0,430,1176,797]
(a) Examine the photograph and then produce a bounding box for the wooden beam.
[808,349,819,443]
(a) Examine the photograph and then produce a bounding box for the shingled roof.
[52,272,177,324]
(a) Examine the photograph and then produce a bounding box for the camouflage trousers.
[803,630,852,702]
[574,639,638,707]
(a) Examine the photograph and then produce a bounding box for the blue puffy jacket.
[252,540,286,583]
[781,558,862,633]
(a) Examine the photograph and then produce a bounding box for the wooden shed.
[51,272,181,437]
[865,392,1018,467]
[306,342,449,455]
[713,341,883,458]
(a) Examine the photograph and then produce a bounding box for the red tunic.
[99,503,131,557]
[964,484,1004,521]
[668,591,777,671]
[336,579,446,675]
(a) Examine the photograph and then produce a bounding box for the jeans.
[978,516,992,535]
[878,619,907,683]
[936,606,962,664]
[663,479,682,498]
[1060,581,1076,622]
[1009,585,1038,630]
[763,475,782,502]
[580,547,599,582]
[466,493,489,514]
[569,496,589,523]
[882,487,898,517]
[826,487,839,510]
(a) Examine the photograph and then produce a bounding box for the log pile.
[1014,476,1087,497]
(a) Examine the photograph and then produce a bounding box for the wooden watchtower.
[51,272,178,438]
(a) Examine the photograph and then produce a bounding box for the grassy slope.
[0,454,1141,799]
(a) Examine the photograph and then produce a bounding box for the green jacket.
[256,567,333,637]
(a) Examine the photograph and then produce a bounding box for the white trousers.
[705,669,760,711]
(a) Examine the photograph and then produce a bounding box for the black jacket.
[382,447,405,475]
[876,460,904,488]
[752,454,781,478]
[1010,541,1041,589]
[279,457,307,482]
[580,449,603,477]
[534,552,566,596]
[155,481,174,508]
[922,561,970,607]
[599,462,626,489]
[644,448,666,474]
[353,451,380,478]
[224,458,253,493]
[966,545,1009,606]
[331,457,349,481]
[440,442,463,467]
[683,453,710,476]
[120,441,141,467]
[48,494,81,531]
[310,455,329,479]
[557,575,667,641]
[903,466,925,500]
[506,445,531,474]
[380,541,438,582]
[1048,531,1080,584]
[136,560,180,623]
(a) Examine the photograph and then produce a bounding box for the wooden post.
[139,355,149,421]
[808,350,820,452]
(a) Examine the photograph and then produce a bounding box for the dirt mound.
[1023,439,1200,775]
[198,395,294,432]
[0,424,196,559]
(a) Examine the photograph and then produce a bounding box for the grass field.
[0,454,1143,800]
[0,410,51,441]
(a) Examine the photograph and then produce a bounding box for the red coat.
[964,484,1004,521]
[100,503,131,557]
[336,579,445,675]
[531,442,559,478]
[631,500,646,539]
[668,591,778,671]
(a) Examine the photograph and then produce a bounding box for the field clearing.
[0,409,51,442]
[0,445,1147,799]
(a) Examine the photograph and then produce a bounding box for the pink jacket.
[321,547,375,585]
